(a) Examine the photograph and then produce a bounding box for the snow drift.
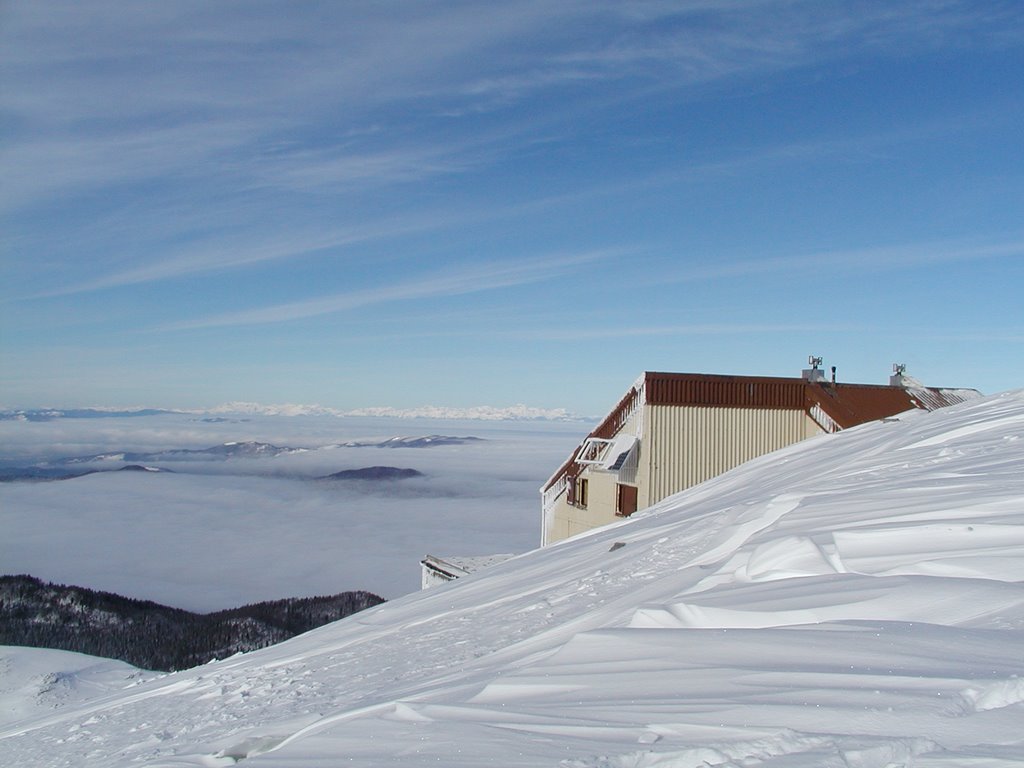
[2,390,1023,767]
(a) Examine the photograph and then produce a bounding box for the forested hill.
[0,575,383,672]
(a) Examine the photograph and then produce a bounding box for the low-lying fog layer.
[0,413,585,610]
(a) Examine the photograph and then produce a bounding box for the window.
[575,437,615,465]
[577,477,589,509]
[616,484,637,517]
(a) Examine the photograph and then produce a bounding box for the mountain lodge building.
[540,363,978,546]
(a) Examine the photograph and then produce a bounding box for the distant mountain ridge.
[321,466,424,481]
[337,435,484,448]
[0,437,485,482]
[0,408,173,422]
[0,465,172,482]
[0,575,384,672]
[2,403,584,421]
[0,442,307,481]
[60,441,307,464]
[335,404,581,421]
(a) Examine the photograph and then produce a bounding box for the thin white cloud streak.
[430,2,1024,104]
[239,117,542,194]
[670,238,1024,283]
[917,331,1024,344]
[251,146,477,191]
[24,221,434,300]
[12,118,1021,303]
[511,322,863,342]
[0,121,263,213]
[5,0,1022,344]
[162,249,618,330]
[18,169,591,300]
[4,1,1018,212]
[342,321,864,344]
[374,322,1024,345]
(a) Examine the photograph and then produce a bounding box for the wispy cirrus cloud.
[4,1,1022,409]
[6,0,1017,214]
[670,237,1024,283]
[163,249,619,330]
[514,322,863,342]
[23,208,478,300]
[0,121,263,213]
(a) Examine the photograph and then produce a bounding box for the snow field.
[0,391,1022,766]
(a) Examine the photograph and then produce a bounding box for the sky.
[2,1,1023,415]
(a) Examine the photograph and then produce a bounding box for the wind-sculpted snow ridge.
[2,391,1023,767]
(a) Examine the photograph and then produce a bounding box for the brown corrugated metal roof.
[904,386,979,412]
[807,382,917,429]
[643,371,977,429]
[645,372,807,409]
[541,371,979,493]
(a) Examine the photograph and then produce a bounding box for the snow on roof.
[434,554,516,572]
[421,553,516,578]
[3,390,1023,767]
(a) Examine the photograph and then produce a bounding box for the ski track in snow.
[1,392,1024,766]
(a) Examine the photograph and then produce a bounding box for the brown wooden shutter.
[616,484,638,517]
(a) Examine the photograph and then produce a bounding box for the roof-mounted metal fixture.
[802,355,826,383]
[890,363,908,387]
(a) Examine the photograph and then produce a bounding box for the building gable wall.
[543,404,644,544]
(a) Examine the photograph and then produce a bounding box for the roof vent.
[890,363,908,387]
[802,355,826,383]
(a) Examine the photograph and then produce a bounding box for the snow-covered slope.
[0,647,152,727]
[2,391,1023,767]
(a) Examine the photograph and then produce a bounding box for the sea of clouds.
[0,412,585,611]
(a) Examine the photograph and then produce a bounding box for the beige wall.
[544,472,622,543]
[643,405,817,505]
[543,406,644,544]
[544,405,824,545]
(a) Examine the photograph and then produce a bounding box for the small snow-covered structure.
[420,554,515,589]
[541,363,978,544]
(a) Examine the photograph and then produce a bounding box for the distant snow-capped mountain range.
[203,402,581,420]
[1,403,584,421]
[59,441,309,464]
[0,437,487,481]
[55,437,483,465]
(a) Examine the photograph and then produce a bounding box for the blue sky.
[2,1,1022,415]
